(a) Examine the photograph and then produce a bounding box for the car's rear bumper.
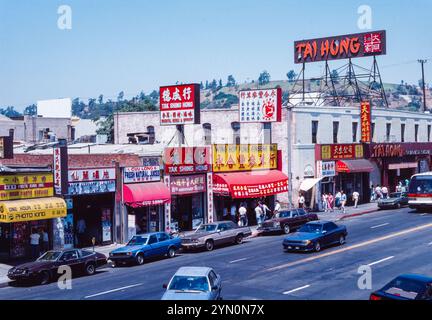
[181,243,205,249]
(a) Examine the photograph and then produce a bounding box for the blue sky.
[1,0,431,110]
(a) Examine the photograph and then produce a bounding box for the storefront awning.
[388,162,418,170]
[0,197,67,223]
[123,182,171,208]
[213,170,288,199]
[300,177,324,192]
[336,159,374,173]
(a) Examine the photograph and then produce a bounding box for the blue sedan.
[282,221,347,252]
[109,232,182,266]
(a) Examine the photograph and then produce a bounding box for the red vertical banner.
[360,101,371,143]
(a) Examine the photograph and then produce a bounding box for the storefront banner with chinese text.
[319,144,364,160]
[164,147,211,175]
[0,173,54,201]
[239,88,282,122]
[170,174,206,195]
[160,84,200,125]
[123,166,161,184]
[360,101,371,143]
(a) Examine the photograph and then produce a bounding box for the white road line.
[427,241,432,246]
[282,285,310,295]
[229,258,248,264]
[370,223,390,229]
[367,256,394,266]
[84,283,142,299]
[420,213,428,216]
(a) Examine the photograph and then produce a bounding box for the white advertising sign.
[239,88,281,123]
[123,166,161,184]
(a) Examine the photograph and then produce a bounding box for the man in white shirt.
[352,191,360,208]
[238,204,248,226]
[30,229,40,259]
[274,200,281,217]
[255,204,263,227]
[298,194,305,209]
[381,186,388,199]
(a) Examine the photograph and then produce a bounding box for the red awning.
[336,159,374,173]
[213,170,288,199]
[123,182,171,207]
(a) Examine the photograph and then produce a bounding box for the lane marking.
[370,223,389,229]
[283,285,310,295]
[428,241,432,246]
[84,283,142,299]
[367,256,394,266]
[229,258,248,264]
[265,222,432,273]
[420,213,428,216]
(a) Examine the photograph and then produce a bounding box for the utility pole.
[418,59,428,112]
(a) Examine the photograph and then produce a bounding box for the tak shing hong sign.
[360,101,372,143]
[239,88,282,123]
[294,30,386,64]
[164,147,211,175]
[159,84,200,125]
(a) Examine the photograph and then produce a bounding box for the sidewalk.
[317,202,379,222]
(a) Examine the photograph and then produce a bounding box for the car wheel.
[283,224,290,234]
[205,240,214,251]
[85,263,96,276]
[39,270,51,285]
[136,253,145,265]
[167,247,176,258]
[339,235,346,245]
[314,242,321,252]
[235,234,243,244]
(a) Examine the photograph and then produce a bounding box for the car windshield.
[196,224,217,232]
[299,224,322,233]
[389,193,401,198]
[168,275,209,292]
[37,251,62,261]
[127,236,148,246]
[381,277,428,299]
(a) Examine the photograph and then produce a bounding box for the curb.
[337,208,379,221]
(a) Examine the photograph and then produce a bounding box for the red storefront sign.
[369,143,432,158]
[317,144,365,160]
[294,30,386,64]
[170,174,206,195]
[360,101,371,143]
[159,84,200,125]
[164,147,210,175]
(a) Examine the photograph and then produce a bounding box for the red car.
[258,208,319,234]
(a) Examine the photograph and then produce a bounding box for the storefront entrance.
[171,193,205,232]
[127,205,163,235]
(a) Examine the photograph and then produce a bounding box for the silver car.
[161,266,222,300]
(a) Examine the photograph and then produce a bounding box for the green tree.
[98,94,104,105]
[286,70,297,83]
[258,70,270,85]
[117,91,124,102]
[23,104,37,116]
[330,70,340,83]
[226,75,236,87]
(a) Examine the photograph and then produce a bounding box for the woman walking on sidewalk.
[327,193,334,212]
[340,191,347,214]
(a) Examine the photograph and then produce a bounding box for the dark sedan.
[370,274,432,300]
[258,208,318,234]
[8,249,107,285]
[378,192,409,209]
[282,221,347,252]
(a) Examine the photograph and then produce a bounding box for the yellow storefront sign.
[0,173,54,201]
[213,144,278,172]
[0,197,67,223]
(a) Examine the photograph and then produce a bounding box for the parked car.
[161,266,222,300]
[282,220,347,252]
[180,221,252,251]
[258,208,319,234]
[370,274,432,300]
[109,232,181,266]
[7,249,107,285]
[378,192,409,209]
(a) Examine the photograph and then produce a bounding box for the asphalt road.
[1,207,432,300]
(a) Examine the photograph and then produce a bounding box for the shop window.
[415,124,419,142]
[312,120,319,144]
[332,121,339,144]
[147,126,155,144]
[371,122,375,141]
[203,123,212,145]
[352,122,358,142]
[231,122,241,145]
[401,123,405,142]
[428,124,431,142]
[386,123,391,142]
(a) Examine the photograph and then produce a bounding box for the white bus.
[408,172,432,211]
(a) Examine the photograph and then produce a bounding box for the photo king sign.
[294,30,386,64]
[160,84,200,125]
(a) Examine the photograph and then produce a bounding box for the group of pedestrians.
[322,190,358,214]
[29,227,49,259]
[371,184,389,200]
[225,200,282,228]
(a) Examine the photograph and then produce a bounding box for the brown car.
[8,249,107,285]
[258,209,319,234]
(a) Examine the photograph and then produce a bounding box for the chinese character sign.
[319,144,364,160]
[212,144,278,172]
[164,147,211,175]
[294,30,386,64]
[160,84,200,125]
[360,101,371,143]
[0,174,54,201]
[239,88,282,122]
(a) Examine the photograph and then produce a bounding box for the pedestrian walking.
[298,193,305,209]
[41,228,49,253]
[255,203,264,227]
[76,217,87,247]
[322,193,328,212]
[30,228,40,259]
[335,191,342,209]
[352,191,360,208]
[340,191,347,214]
[370,184,375,201]
[261,202,271,220]
[381,186,388,199]
[239,203,248,226]
[327,193,334,212]
[375,185,382,200]
[274,200,281,217]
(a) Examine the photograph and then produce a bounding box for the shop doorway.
[128,205,163,235]
[171,193,205,232]
[387,168,416,193]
